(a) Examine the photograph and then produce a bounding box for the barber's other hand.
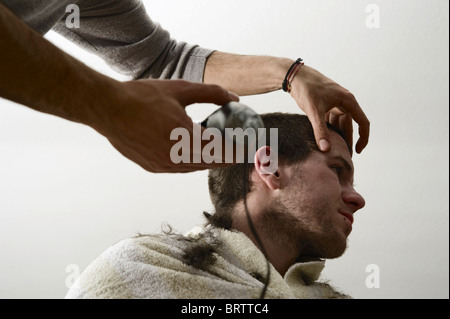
[92,79,239,173]
[289,65,370,154]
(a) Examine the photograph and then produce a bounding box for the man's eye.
[331,166,342,175]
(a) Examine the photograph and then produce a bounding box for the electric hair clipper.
[200,102,264,145]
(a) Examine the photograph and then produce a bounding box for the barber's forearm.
[0,4,118,131]
[203,51,294,96]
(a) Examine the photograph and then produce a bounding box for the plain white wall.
[0,0,448,299]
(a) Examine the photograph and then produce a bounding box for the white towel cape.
[66,225,349,299]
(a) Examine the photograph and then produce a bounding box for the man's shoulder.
[65,225,250,299]
[101,231,189,264]
[65,230,198,299]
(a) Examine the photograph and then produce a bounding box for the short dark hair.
[205,112,350,229]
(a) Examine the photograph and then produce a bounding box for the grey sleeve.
[52,0,214,82]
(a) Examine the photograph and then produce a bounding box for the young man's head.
[207,113,365,275]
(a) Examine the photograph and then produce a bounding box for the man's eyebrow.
[332,156,354,174]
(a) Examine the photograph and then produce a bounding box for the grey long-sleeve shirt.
[1,0,213,82]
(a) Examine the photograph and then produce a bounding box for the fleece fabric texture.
[65,225,350,299]
[0,0,213,82]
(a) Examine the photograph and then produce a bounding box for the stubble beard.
[258,197,348,261]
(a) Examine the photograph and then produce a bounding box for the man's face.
[261,130,366,260]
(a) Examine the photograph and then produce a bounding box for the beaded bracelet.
[282,58,304,93]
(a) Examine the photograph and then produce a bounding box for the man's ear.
[254,146,281,190]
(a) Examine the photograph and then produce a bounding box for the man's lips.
[338,211,354,225]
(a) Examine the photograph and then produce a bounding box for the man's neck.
[231,201,299,277]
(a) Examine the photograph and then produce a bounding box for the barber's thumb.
[203,84,239,104]
[180,83,239,106]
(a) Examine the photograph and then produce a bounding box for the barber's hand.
[94,79,239,173]
[289,65,370,154]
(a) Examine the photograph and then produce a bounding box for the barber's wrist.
[274,58,296,91]
[279,58,307,95]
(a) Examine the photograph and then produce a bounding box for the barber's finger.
[176,83,239,107]
[341,95,370,153]
[339,114,354,151]
[307,105,331,152]
[355,122,370,154]
[328,112,353,152]
[328,112,339,128]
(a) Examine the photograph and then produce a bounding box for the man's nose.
[343,187,366,213]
